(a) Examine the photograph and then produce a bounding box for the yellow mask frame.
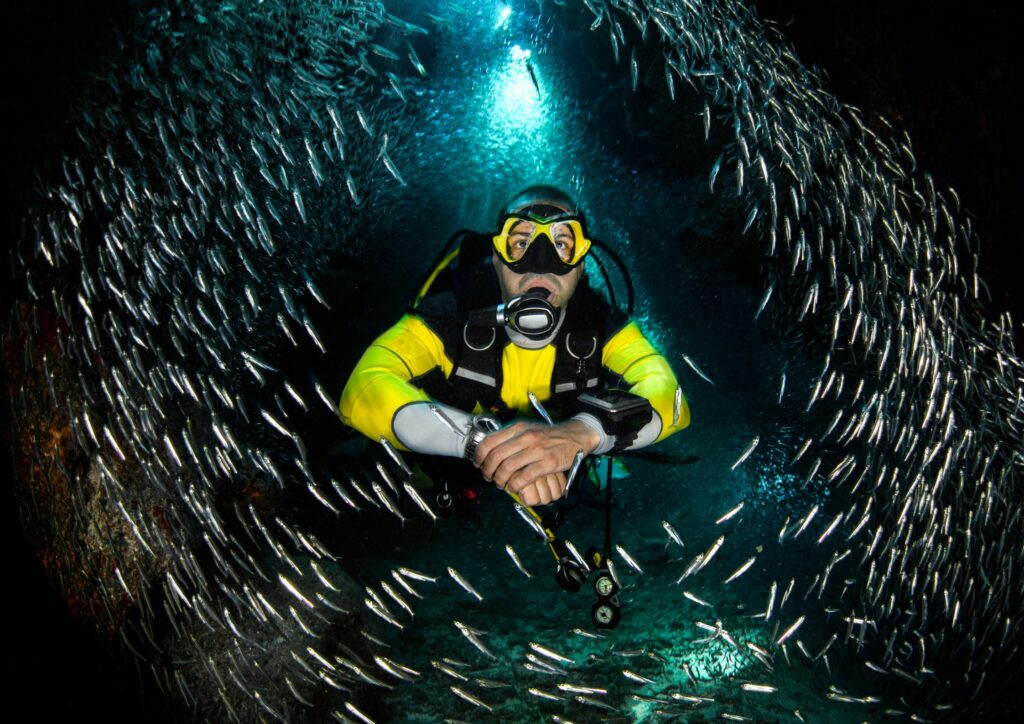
[492,214,593,269]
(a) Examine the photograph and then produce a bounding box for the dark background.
[2,1,1019,719]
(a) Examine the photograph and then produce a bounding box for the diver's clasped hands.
[472,419,601,506]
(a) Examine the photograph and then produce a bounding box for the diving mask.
[492,211,592,275]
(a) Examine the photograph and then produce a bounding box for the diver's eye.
[508,235,530,258]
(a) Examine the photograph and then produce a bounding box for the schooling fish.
[672,385,684,427]
[454,621,496,660]
[615,544,644,575]
[696,535,726,574]
[380,581,414,618]
[662,520,685,548]
[715,501,745,525]
[364,597,403,630]
[449,686,493,712]
[723,556,757,584]
[391,570,421,599]
[372,481,406,526]
[683,590,712,608]
[571,628,605,639]
[432,659,468,682]
[530,642,575,666]
[681,353,715,385]
[447,566,483,602]
[398,567,437,584]
[505,544,532,578]
[403,482,437,523]
[623,669,656,685]
[730,437,759,470]
[776,615,806,646]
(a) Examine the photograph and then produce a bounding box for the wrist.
[563,417,603,455]
[463,414,501,461]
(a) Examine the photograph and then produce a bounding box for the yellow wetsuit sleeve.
[602,322,689,442]
[339,314,453,446]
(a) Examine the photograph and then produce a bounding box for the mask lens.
[506,220,535,260]
[550,222,576,263]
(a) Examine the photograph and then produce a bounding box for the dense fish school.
[4,0,1022,721]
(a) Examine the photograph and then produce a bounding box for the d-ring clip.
[464,323,496,352]
[565,333,597,360]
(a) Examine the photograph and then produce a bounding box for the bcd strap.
[413,230,624,419]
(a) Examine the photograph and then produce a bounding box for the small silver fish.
[816,512,843,544]
[527,391,554,425]
[709,154,723,193]
[563,449,586,495]
[450,686,492,712]
[530,642,574,666]
[730,437,759,470]
[364,597,403,629]
[683,590,712,607]
[615,544,644,575]
[662,520,685,548]
[372,481,406,525]
[374,655,418,682]
[431,659,468,681]
[715,501,745,525]
[557,682,605,695]
[776,615,806,645]
[397,567,437,583]
[391,569,421,599]
[313,380,338,415]
[623,669,655,685]
[526,653,565,675]
[278,574,314,609]
[505,544,532,578]
[681,353,715,385]
[375,461,399,495]
[447,566,483,602]
[765,581,778,620]
[454,621,496,659]
[379,436,412,476]
[694,535,726,575]
[753,282,774,319]
[723,556,756,584]
[381,581,414,618]
[513,503,548,540]
[403,482,437,522]
[606,559,622,588]
[429,404,463,435]
[792,505,819,538]
[344,702,376,724]
[672,385,683,427]
[574,695,619,713]
[677,553,705,582]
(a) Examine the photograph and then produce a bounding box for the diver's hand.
[516,472,567,507]
[474,419,600,494]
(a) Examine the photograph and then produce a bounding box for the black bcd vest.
[410,231,628,420]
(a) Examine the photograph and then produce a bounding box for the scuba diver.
[339,185,690,625]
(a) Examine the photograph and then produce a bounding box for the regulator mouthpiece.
[500,289,559,339]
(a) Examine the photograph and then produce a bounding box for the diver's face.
[492,252,583,308]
